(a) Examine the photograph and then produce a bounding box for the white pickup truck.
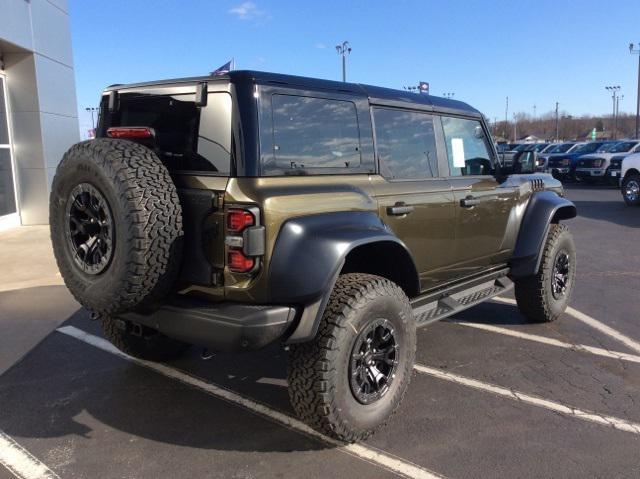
[620,152,640,206]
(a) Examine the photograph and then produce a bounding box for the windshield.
[514,144,529,152]
[533,143,549,152]
[551,143,574,153]
[597,142,620,153]
[609,141,638,153]
[573,142,602,154]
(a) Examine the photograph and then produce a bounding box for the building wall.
[0,0,79,225]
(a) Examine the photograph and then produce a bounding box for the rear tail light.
[106,127,154,139]
[227,249,255,273]
[225,206,264,273]
[227,209,255,233]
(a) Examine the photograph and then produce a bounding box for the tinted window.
[262,94,361,175]
[441,117,493,176]
[106,91,231,174]
[373,108,438,180]
[610,141,637,153]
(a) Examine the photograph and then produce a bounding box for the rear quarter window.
[260,94,365,176]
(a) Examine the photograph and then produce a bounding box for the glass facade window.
[0,77,17,217]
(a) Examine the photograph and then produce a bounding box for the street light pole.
[555,102,559,141]
[335,41,351,82]
[605,86,621,139]
[630,43,640,139]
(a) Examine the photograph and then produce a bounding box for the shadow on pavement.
[0,308,329,453]
[571,199,640,228]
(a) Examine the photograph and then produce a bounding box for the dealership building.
[0,0,79,227]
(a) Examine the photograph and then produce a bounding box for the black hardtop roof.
[105,70,482,118]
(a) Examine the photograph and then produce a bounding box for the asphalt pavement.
[0,185,638,479]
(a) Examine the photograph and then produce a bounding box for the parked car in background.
[547,141,619,181]
[502,143,548,166]
[575,140,640,184]
[620,152,640,206]
[536,142,585,172]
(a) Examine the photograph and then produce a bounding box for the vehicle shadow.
[448,300,528,325]
[0,308,329,453]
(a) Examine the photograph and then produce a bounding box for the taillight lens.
[228,249,255,273]
[227,209,255,233]
[107,127,154,139]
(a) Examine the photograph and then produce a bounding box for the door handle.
[460,196,482,208]
[387,203,415,216]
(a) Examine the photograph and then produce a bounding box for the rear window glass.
[102,91,231,174]
[260,94,362,175]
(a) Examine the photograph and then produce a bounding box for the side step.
[411,274,513,327]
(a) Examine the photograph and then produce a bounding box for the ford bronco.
[50,70,577,442]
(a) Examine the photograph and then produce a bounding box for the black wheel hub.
[551,249,570,299]
[65,183,114,275]
[349,318,399,405]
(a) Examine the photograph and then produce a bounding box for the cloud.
[229,2,266,20]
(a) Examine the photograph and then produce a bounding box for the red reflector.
[228,249,255,272]
[106,127,153,139]
[227,209,255,233]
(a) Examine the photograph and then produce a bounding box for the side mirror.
[513,150,536,174]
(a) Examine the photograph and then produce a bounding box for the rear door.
[440,115,517,277]
[371,107,457,291]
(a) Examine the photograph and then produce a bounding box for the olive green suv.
[50,71,577,442]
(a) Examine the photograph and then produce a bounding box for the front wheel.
[514,224,576,322]
[622,174,640,206]
[287,273,416,442]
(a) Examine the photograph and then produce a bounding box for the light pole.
[605,86,621,139]
[630,43,640,139]
[512,113,517,142]
[335,41,351,82]
[443,92,455,99]
[504,96,509,138]
[555,102,559,141]
[85,107,98,130]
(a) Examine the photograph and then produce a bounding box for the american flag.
[210,59,235,76]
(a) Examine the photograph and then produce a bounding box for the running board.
[411,273,513,327]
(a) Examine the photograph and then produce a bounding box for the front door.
[371,107,457,291]
[0,74,18,225]
[440,115,516,277]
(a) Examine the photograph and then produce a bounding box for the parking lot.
[0,184,639,479]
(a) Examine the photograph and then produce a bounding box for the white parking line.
[450,321,640,364]
[0,430,60,479]
[57,326,444,479]
[493,297,640,355]
[413,363,640,435]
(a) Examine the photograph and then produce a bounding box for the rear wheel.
[287,273,416,442]
[622,173,640,206]
[514,224,576,322]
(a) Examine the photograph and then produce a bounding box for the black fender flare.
[267,211,419,343]
[509,190,577,278]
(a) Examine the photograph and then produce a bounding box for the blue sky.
[70,0,640,137]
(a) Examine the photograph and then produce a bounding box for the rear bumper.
[120,297,298,352]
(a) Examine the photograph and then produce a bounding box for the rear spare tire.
[50,139,183,315]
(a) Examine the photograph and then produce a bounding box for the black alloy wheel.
[349,318,399,405]
[65,183,114,275]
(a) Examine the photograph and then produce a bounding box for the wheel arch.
[510,190,576,278]
[267,211,419,343]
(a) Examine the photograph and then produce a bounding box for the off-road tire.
[50,139,183,315]
[621,173,640,206]
[514,224,576,322]
[287,273,416,442]
[100,315,190,361]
